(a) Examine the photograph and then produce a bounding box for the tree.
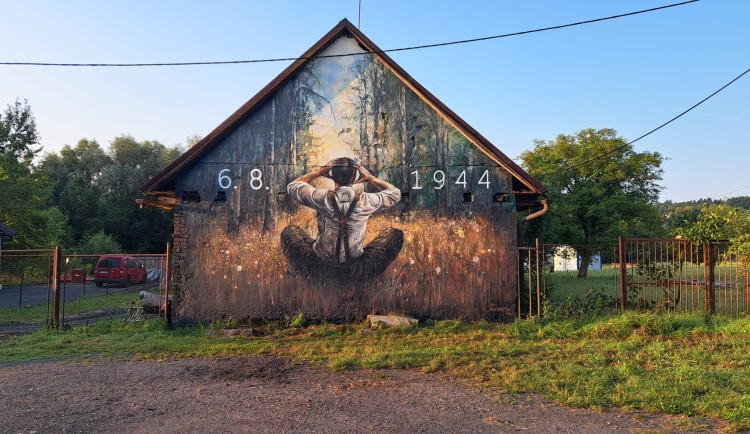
[520,128,665,277]
[0,100,70,248]
[97,135,182,252]
[677,203,741,244]
[39,139,111,245]
[0,99,41,163]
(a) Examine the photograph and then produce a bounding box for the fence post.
[619,237,627,310]
[18,263,24,308]
[51,246,62,328]
[164,242,172,325]
[744,271,749,314]
[706,243,716,314]
[535,238,541,317]
[517,249,522,318]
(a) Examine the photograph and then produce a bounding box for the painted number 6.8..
[218,168,264,190]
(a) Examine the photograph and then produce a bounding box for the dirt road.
[0,355,718,432]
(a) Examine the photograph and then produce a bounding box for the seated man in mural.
[281,157,403,282]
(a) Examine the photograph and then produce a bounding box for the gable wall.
[173,36,518,321]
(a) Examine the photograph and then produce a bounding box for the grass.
[542,268,620,304]
[536,266,749,317]
[0,289,142,324]
[1,311,750,429]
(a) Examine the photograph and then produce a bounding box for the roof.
[141,18,546,200]
[0,222,16,238]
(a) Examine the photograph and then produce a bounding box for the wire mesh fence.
[1,248,170,327]
[0,249,55,310]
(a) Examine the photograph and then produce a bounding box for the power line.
[541,66,750,177]
[0,0,698,68]
[714,185,750,200]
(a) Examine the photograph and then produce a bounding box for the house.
[552,246,602,272]
[141,19,547,322]
[0,222,15,251]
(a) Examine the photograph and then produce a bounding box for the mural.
[173,35,519,321]
[281,157,404,283]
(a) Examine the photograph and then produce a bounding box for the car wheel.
[124,276,130,288]
[95,282,103,288]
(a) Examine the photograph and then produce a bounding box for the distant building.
[0,222,16,251]
[553,246,602,271]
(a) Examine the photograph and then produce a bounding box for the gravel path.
[0,355,719,433]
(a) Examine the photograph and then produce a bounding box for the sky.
[1,0,747,203]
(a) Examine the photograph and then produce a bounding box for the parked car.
[94,255,146,287]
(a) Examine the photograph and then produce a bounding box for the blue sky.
[1,0,747,202]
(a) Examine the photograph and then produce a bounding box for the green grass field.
[0,289,142,324]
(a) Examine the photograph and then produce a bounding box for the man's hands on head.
[353,163,374,184]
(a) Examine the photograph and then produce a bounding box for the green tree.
[677,204,750,272]
[520,128,665,277]
[97,135,182,252]
[0,99,41,163]
[0,100,69,248]
[39,138,111,245]
[677,203,740,244]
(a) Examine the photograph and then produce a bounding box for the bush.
[76,230,122,255]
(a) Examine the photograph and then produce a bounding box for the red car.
[94,255,146,287]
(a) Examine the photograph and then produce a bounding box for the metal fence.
[620,238,750,316]
[519,238,750,318]
[0,248,55,316]
[519,241,620,318]
[0,246,171,327]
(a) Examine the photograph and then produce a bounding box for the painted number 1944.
[411,169,490,190]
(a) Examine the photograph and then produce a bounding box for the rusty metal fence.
[0,246,172,327]
[519,238,750,319]
[519,241,620,318]
[620,238,750,316]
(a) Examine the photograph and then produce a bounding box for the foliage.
[76,229,123,255]
[520,128,665,277]
[677,203,740,243]
[38,134,184,253]
[39,139,111,244]
[659,196,750,236]
[0,99,40,162]
[2,313,750,429]
[676,203,750,272]
[1,99,184,252]
[0,100,68,248]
